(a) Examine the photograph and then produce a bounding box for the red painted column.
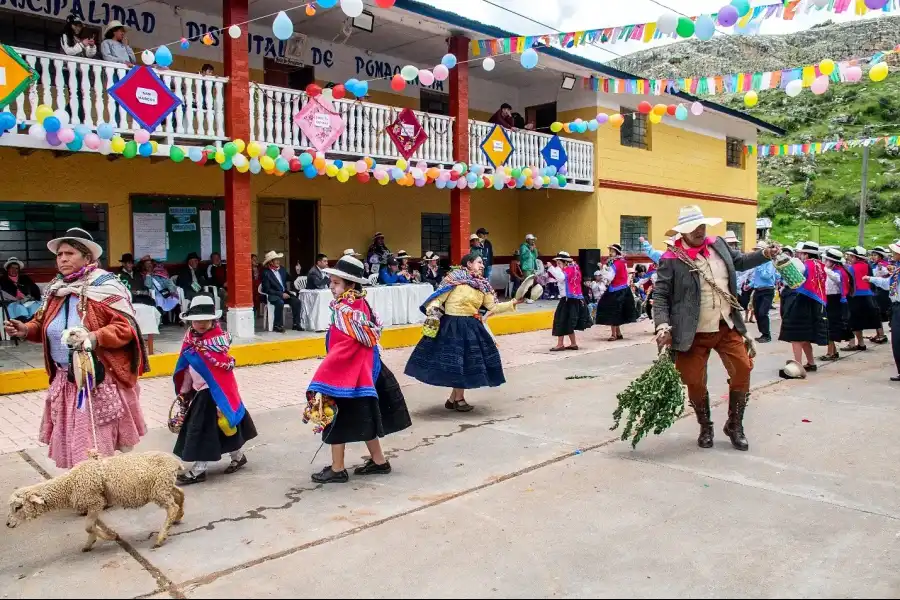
[223,0,253,311]
[449,35,470,264]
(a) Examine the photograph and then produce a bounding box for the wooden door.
[258,201,288,259]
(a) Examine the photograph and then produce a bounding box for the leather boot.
[690,392,714,448]
[723,391,749,451]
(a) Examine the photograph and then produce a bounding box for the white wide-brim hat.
[343,248,362,257]
[47,227,103,261]
[823,248,845,263]
[780,359,807,380]
[104,20,127,37]
[180,295,222,321]
[845,246,868,259]
[515,274,544,301]
[723,230,739,243]
[889,241,900,255]
[262,250,284,265]
[321,256,370,285]
[554,251,574,262]
[3,257,24,270]
[666,205,723,236]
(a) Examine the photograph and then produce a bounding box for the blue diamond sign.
[540,135,568,171]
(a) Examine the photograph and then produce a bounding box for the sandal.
[224,455,247,474]
[819,353,839,361]
[872,335,889,344]
[444,399,474,412]
[176,471,207,486]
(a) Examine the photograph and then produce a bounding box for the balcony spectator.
[489,103,516,129]
[200,64,215,76]
[477,228,494,280]
[379,257,408,286]
[420,251,443,289]
[101,21,136,67]
[367,232,391,274]
[1,257,41,321]
[176,252,209,302]
[307,253,330,290]
[60,14,97,59]
[511,112,536,131]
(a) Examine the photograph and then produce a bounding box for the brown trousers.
[675,322,753,403]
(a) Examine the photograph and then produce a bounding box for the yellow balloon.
[247,141,261,158]
[233,139,246,153]
[346,163,357,175]
[325,164,339,177]
[259,155,275,170]
[870,62,888,82]
[819,59,835,76]
[337,169,350,183]
[110,136,126,153]
[237,162,249,173]
[150,141,159,153]
[504,166,512,176]
[523,167,532,177]
[36,105,53,124]
[396,158,407,171]
[378,176,389,186]
[542,176,550,185]
[648,112,662,124]
[550,121,563,133]
[744,90,758,107]
[215,150,226,164]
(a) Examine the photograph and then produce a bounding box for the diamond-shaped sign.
[540,135,568,170]
[386,108,427,160]
[108,66,182,132]
[480,124,514,169]
[0,45,37,110]
[294,95,346,153]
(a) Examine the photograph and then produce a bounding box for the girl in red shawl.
[306,256,412,484]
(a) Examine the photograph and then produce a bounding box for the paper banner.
[540,135,568,170]
[386,108,428,160]
[479,124,515,168]
[746,135,900,157]
[108,66,182,132]
[0,44,37,110]
[294,96,346,153]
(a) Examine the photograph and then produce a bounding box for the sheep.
[6,451,185,552]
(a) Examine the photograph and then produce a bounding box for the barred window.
[620,216,650,253]
[620,107,650,150]
[726,137,745,169]
[0,202,108,269]
[421,213,450,258]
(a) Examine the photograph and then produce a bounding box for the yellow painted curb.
[0,309,554,395]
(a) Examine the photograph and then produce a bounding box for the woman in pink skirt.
[4,228,148,468]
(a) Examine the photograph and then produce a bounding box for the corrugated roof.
[393,0,785,135]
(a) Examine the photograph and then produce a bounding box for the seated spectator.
[60,14,97,58]
[200,64,215,76]
[1,257,41,321]
[379,257,408,285]
[144,256,179,314]
[251,253,261,313]
[396,250,421,283]
[175,252,209,302]
[205,252,227,288]
[100,21,136,67]
[306,253,330,290]
[489,103,516,129]
[117,253,155,307]
[509,249,524,295]
[420,251,443,289]
[261,250,303,332]
[511,112,536,131]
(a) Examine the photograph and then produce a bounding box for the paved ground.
[2,317,899,598]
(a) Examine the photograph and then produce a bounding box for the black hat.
[321,256,369,285]
[386,257,398,266]
[476,227,489,235]
[186,252,200,261]
[120,253,134,263]
[66,14,84,25]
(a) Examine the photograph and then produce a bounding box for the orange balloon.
[313,157,326,169]
[563,123,572,133]
[653,104,667,116]
[525,177,533,187]
[305,5,316,16]
[609,114,625,127]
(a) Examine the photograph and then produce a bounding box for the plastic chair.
[294,276,308,291]
[259,283,291,332]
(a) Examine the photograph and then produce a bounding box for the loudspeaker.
[579,249,602,278]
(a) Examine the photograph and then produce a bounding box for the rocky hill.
[611,17,900,247]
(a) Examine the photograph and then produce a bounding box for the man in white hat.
[260,250,303,332]
[100,21,136,66]
[654,205,780,451]
[864,240,900,381]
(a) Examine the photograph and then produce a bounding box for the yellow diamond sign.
[480,124,515,168]
[0,45,37,110]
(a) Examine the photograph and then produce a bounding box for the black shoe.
[273,325,285,333]
[873,335,889,344]
[755,335,771,343]
[804,364,818,372]
[292,325,302,331]
[224,455,247,474]
[891,375,900,382]
[311,467,349,484]
[176,471,207,485]
[690,392,714,449]
[819,353,839,361]
[354,459,392,476]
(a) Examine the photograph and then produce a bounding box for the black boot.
[723,391,749,451]
[690,392,714,449]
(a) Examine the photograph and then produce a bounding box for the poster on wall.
[386,108,428,160]
[132,213,167,260]
[219,210,227,257]
[109,66,182,132]
[199,210,213,260]
[540,135,568,171]
[294,96,346,153]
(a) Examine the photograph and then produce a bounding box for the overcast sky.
[419,0,893,62]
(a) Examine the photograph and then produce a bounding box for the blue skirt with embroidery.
[405,315,504,389]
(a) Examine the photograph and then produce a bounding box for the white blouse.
[60,34,98,58]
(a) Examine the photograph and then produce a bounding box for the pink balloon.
[811,75,829,95]
[57,127,76,143]
[844,65,862,83]
[457,177,468,189]
[690,101,704,116]
[133,129,150,144]
[418,69,435,86]
[416,160,427,170]
[373,168,386,179]
[433,64,450,81]
[84,133,102,150]
[415,177,426,187]
[280,146,295,159]
[356,159,368,172]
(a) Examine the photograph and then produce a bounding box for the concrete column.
[223,0,254,338]
[449,35,470,264]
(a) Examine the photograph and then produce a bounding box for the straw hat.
[422,251,439,261]
[515,274,543,301]
[779,359,807,380]
[321,255,370,285]
[666,205,723,236]
[396,250,410,260]
[554,251,574,262]
[845,246,867,259]
[104,20,126,38]
[723,230,739,244]
[608,243,624,255]
[3,257,23,270]
[871,246,888,258]
[469,234,480,241]
[262,250,284,265]
[889,240,900,255]
[180,295,222,321]
[823,248,844,263]
[342,248,361,257]
[47,227,103,261]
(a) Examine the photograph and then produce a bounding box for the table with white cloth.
[133,304,161,336]
[298,284,434,332]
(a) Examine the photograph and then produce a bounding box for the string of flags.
[746,135,900,156]
[469,0,898,55]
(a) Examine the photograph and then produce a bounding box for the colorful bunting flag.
[746,135,900,157]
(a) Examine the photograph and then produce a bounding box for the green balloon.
[556,174,566,185]
[169,146,185,162]
[511,168,522,178]
[205,144,217,152]
[731,0,750,17]
[123,140,138,159]
[266,144,280,159]
[676,16,695,38]
[220,157,233,170]
[476,179,484,189]
[223,142,238,156]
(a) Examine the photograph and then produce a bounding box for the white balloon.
[53,109,70,126]
[98,140,112,155]
[785,79,803,98]
[29,124,45,138]
[232,153,249,167]
[228,24,242,39]
[321,88,334,101]
[811,0,829,6]
[482,57,495,71]
[340,0,364,18]
[141,49,155,65]
[657,13,678,35]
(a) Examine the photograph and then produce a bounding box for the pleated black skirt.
[848,294,883,331]
[552,297,593,336]
[875,288,892,322]
[322,364,412,445]
[173,389,258,462]
[825,294,853,343]
[778,292,828,345]
[595,287,637,326]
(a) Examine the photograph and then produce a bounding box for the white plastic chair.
[294,276,308,291]
[367,273,379,286]
[259,283,291,332]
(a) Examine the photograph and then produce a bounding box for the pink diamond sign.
[294,96,345,153]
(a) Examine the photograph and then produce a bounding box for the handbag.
[167,394,192,434]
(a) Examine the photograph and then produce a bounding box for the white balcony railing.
[5,47,228,143]
[468,120,595,188]
[250,84,455,165]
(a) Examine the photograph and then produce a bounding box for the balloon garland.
[552,101,705,135]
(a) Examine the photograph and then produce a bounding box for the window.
[726,222,745,246]
[620,216,650,253]
[620,107,649,150]
[421,213,451,257]
[726,137,745,169]
[0,202,108,269]
[420,90,449,116]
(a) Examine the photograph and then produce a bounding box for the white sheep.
[6,451,185,552]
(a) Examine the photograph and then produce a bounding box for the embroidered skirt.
[173,389,257,462]
[825,294,853,343]
[595,287,637,326]
[778,293,828,345]
[848,295,883,331]
[39,370,148,469]
[552,297,592,337]
[405,315,504,389]
[322,364,411,445]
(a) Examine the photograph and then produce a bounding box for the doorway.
[526,102,558,131]
[258,200,288,263]
[263,59,315,91]
[289,199,318,272]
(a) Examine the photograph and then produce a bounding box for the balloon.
[313,157,326,170]
[0,112,16,131]
[299,153,313,168]
[154,45,173,68]
[675,16,695,38]
[819,59,835,76]
[864,0,888,8]
[609,114,624,127]
[675,104,689,121]
[653,103,667,116]
[249,158,262,174]
[695,15,715,41]
[648,113,662,124]
[418,69,435,86]
[98,140,112,155]
[391,74,406,91]
[73,124,91,138]
[482,57,495,71]
[111,136,126,153]
[123,140,138,158]
[638,101,652,114]
[43,116,61,133]
[65,135,83,152]
[273,11,294,41]
[247,141,262,157]
[36,105,53,124]
[520,48,538,69]
[134,129,150,144]
[744,90,758,107]
[375,0,396,6]
[201,33,214,46]
[588,119,598,131]
[260,155,275,171]
[180,38,190,50]
[266,144,280,159]
[303,165,317,178]
[275,157,289,172]
[811,75,829,95]
[657,13,678,35]
[170,145,185,162]
[355,80,369,97]
[223,141,238,156]
[666,105,677,116]
[141,49,155,65]
[214,150,226,164]
[844,65,863,83]
[318,0,338,7]
[220,157,233,171]
[731,0,751,17]
[597,113,609,125]
[357,172,370,183]
[441,53,457,69]
[306,83,322,97]
[84,133,101,150]
[326,163,339,177]
[280,146,295,160]
[550,122,563,133]
[785,79,803,97]
[228,24,242,39]
[690,101,704,116]
[188,147,203,162]
[401,65,419,81]
[46,131,61,147]
[433,64,449,81]
[29,124,45,138]
[717,5,739,27]
[97,123,114,139]
[869,62,888,82]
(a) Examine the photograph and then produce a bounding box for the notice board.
[130,195,225,263]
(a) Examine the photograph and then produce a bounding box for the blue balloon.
[249,158,262,174]
[303,165,317,178]
[299,152,313,167]
[446,179,457,189]
[0,112,16,131]
[66,136,83,151]
[441,53,457,69]
[138,142,153,157]
[220,157,233,170]
[587,119,599,131]
[547,165,557,176]
[493,178,504,190]
[334,159,343,168]
[96,123,114,139]
[466,173,477,184]
[694,14,716,41]
[272,11,294,41]
[356,80,368,97]
[154,45,173,68]
[43,116,61,133]
[345,78,360,94]
[74,124,91,137]
[317,0,337,7]
[435,179,447,189]
[189,147,203,162]
[520,48,539,69]
[517,176,526,186]
[391,167,404,179]
[180,39,190,50]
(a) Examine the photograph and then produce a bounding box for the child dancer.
[844,247,884,351]
[172,296,257,485]
[548,251,591,351]
[821,248,854,361]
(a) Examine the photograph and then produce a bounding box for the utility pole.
[858,144,870,246]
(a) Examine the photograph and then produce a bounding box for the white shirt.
[61,34,97,58]
[825,268,842,296]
